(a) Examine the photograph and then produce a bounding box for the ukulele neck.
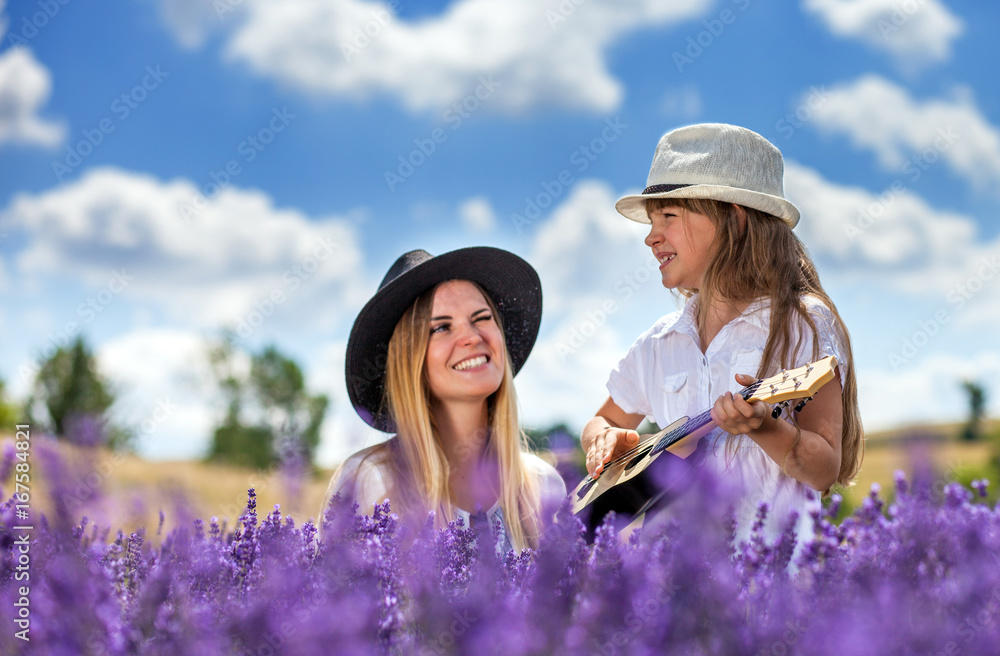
[649,380,761,456]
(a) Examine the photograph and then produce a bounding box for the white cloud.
[156,0,238,49]
[859,351,1000,432]
[660,85,702,120]
[515,180,681,430]
[457,196,496,233]
[308,339,386,467]
[787,161,977,270]
[529,179,656,316]
[806,75,1000,190]
[176,0,716,114]
[786,160,1000,324]
[0,46,64,147]
[0,167,368,332]
[802,0,963,67]
[98,328,219,459]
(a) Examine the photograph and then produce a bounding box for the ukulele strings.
[590,358,831,479]
[599,379,765,472]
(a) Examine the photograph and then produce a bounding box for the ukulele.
[571,356,838,535]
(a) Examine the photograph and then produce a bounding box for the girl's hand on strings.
[586,427,640,479]
[711,373,770,436]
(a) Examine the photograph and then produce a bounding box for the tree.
[207,337,328,469]
[960,380,986,442]
[26,336,130,448]
[0,378,21,429]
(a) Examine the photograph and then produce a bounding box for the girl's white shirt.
[607,294,848,558]
[323,442,567,552]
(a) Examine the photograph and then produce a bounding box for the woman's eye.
[474,314,493,323]
[430,323,448,334]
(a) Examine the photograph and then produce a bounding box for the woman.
[322,247,565,552]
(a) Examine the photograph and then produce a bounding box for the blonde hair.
[647,197,864,487]
[370,281,542,549]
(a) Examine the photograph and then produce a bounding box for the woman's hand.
[585,426,640,478]
[710,373,770,436]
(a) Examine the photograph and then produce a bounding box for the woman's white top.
[323,441,567,552]
[607,295,848,557]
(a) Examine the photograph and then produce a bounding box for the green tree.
[0,378,21,429]
[26,336,130,448]
[960,380,986,442]
[207,338,328,469]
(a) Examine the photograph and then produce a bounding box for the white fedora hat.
[615,123,800,228]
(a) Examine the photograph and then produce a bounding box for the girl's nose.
[644,225,661,248]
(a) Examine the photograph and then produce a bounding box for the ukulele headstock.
[749,356,838,405]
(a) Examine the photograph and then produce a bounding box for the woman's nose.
[456,321,483,345]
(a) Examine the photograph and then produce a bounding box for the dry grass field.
[5,418,998,540]
[4,437,337,541]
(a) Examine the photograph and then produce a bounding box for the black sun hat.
[346,247,542,432]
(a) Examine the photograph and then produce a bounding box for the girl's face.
[424,280,505,407]
[644,204,718,290]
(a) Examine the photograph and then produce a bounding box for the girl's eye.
[474,314,493,323]
[430,323,448,334]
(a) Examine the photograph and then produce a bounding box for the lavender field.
[2,436,1000,656]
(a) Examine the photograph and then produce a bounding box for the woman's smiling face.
[423,280,505,406]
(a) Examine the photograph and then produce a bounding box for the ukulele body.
[571,418,704,537]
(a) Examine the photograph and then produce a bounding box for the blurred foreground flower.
[2,453,1000,655]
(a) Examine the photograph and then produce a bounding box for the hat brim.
[345,247,542,433]
[615,184,800,228]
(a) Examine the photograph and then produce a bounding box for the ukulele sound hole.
[625,446,652,472]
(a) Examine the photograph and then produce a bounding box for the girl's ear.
[733,204,748,231]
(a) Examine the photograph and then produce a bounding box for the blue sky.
[1,0,998,465]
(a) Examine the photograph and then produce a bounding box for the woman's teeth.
[454,355,487,370]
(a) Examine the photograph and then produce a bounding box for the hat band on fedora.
[642,183,693,195]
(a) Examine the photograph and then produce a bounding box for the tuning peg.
[794,397,812,412]
[771,400,793,419]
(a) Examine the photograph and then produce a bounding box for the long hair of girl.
[647,197,864,489]
[380,281,542,549]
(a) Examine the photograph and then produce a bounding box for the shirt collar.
[652,295,770,339]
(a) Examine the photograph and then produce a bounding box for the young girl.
[323,247,565,552]
[581,123,863,552]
